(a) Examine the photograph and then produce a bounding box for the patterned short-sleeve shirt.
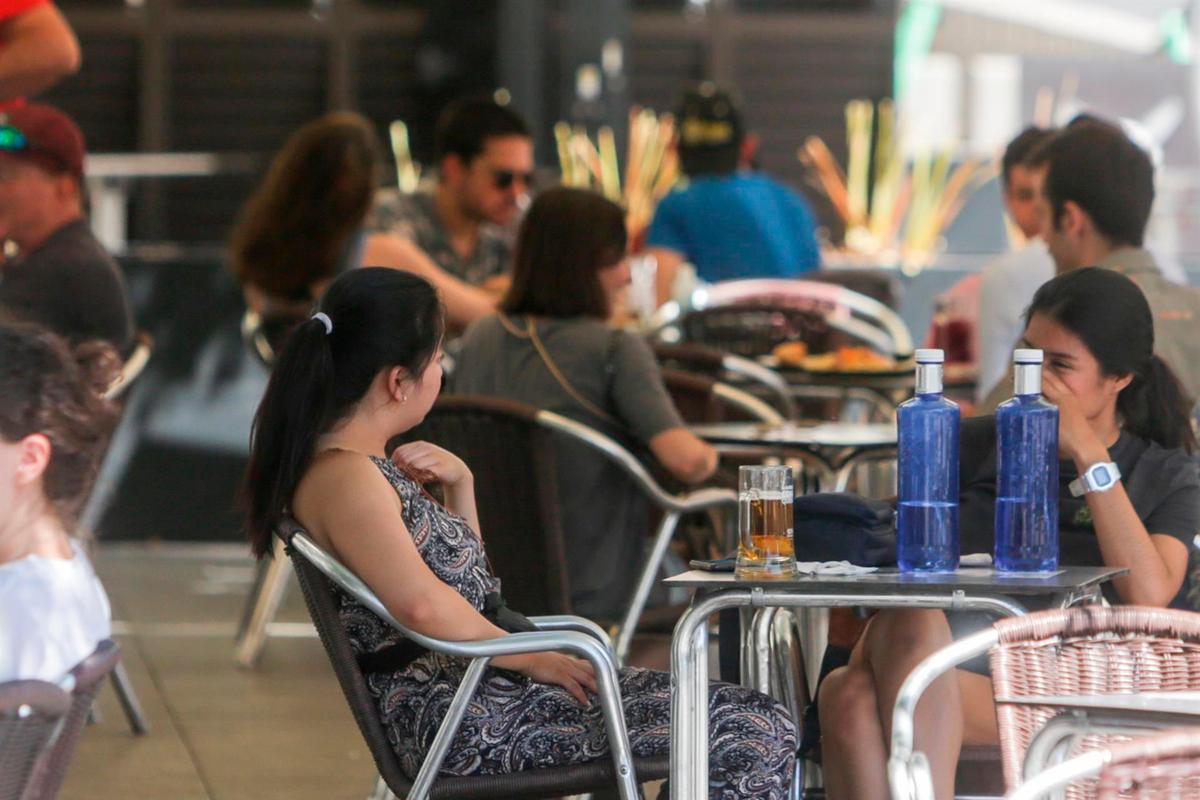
[368,188,513,286]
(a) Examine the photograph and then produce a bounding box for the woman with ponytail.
[242,267,794,798]
[0,320,117,681]
[819,267,1200,800]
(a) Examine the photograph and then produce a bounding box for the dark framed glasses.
[0,125,28,152]
[491,168,534,190]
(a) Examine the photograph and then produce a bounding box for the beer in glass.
[735,465,796,578]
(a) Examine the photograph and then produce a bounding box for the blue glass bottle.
[994,349,1059,572]
[897,348,960,572]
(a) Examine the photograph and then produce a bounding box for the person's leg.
[705,681,796,799]
[958,670,999,745]
[818,661,890,800]
[859,609,963,800]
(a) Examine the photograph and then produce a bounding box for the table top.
[995,691,1200,715]
[664,566,1127,596]
[690,421,897,449]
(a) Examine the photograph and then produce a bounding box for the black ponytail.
[241,267,444,557]
[1026,266,1195,454]
[1116,356,1196,454]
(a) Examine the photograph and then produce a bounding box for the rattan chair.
[281,518,666,800]
[1007,726,1200,800]
[24,640,122,800]
[0,680,71,800]
[889,606,1200,800]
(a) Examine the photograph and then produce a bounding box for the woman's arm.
[362,233,496,329]
[390,440,480,537]
[649,427,718,484]
[296,453,596,702]
[1043,371,1189,606]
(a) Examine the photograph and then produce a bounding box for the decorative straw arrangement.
[389,120,421,194]
[555,106,680,239]
[798,98,993,275]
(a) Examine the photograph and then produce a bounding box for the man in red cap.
[0,102,133,353]
[0,1,79,104]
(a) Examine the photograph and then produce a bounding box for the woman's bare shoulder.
[292,451,400,535]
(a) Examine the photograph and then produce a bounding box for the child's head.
[0,320,119,529]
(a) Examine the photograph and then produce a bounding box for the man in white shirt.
[975,127,1056,401]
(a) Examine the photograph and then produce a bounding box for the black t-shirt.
[0,219,134,354]
[959,416,1200,607]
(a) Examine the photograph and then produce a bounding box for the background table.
[690,421,897,491]
[665,566,1127,800]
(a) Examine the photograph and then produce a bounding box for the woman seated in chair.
[819,267,1200,800]
[229,111,494,344]
[243,267,793,797]
[452,186,718,619]
[0,320,116,682]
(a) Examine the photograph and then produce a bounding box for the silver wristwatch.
[1068,461,1121,497]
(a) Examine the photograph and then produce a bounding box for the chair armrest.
[887,627,999,800]
[528,615,615,653]
[537,409,735,514]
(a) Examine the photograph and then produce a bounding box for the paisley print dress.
[338,457,795,798]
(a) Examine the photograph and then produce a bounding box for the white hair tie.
[311,312,333,335]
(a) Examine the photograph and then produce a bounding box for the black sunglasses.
[492,168,534,190]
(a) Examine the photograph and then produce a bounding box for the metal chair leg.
[234,536,293,668]
[111,661,150,735]
[367,774,397,800]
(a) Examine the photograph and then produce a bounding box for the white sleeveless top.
[0,542,111,683]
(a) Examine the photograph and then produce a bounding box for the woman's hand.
[1040,370,1108,467]
[496,651,598,706]
[391,441,472,488]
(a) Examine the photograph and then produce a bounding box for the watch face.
[1092,465,1113,488]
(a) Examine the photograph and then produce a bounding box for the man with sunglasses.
[0,103,133,354]
[370,95,532,302]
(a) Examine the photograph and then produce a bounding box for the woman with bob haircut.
[242,266,794,797]
[230,111,494,335]
[818,267,1200,800]
[0,320,116,681]
[452,186,717,620]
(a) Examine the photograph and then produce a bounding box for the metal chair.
[24,640,122,800]
[653,341,797,419]
[237,396,737,667]
[0,681,71,800]
[661,367,785,426]
[76,334,154,737]
[1007,726,1200,800]
[649,277,915,361]
[889,606,1200,800]
[282,518,665,800]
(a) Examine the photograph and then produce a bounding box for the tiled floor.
[65,543,671,800]
[64,543,379,800]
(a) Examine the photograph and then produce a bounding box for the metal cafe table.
[665,566,1128,800]
[690,421,897,491]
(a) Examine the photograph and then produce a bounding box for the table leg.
[795,607,828,702]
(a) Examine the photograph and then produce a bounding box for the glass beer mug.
[735,465,796,579]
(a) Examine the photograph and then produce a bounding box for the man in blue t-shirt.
[645,83,821,304]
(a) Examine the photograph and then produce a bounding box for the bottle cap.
[914,348,944,364]
[1013,348,1043,364]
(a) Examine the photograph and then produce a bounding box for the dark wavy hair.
[0,320,119,527]
[230,112,383,303]
[241,268,445,557]
[1026,267,1195,453]
[500,187,627,319]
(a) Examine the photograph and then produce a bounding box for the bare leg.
[819,663,890,800]
[860,609,963,800]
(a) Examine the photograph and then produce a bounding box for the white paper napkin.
[794,561,879,576]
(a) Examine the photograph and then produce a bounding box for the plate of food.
[769,342,912,377]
